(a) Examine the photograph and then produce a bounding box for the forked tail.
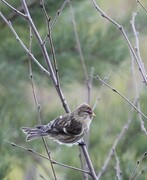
[21,126,48,141]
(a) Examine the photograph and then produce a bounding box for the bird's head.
[74,103,95,120]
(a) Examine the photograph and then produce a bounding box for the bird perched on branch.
[21,103,95,145]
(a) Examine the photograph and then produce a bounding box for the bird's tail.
[21,125,48,141]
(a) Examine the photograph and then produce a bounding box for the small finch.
[21,103,95,145]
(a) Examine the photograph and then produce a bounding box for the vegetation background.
[1,0,147,179]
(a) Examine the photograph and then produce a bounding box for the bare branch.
[28,27,41,124]
[68,0,93,105]
[134,167,147,180]
[1,0,26,18]
[137,0,147,13]
[130,42,147,134]
[95,73,146,179]
[28,27,58,180]
[50,0,69,31]
[95,75,147,121]
[78,146,88,180]
[129,152,147,180]
[42,138,58,180]
[40,1,60,89]
[97,114,132,179]
[130,11,147,134]
[21,0,70,113]
[4,140,91,176]
[79,143,98,180]
[92,73,111,111]
[114,150,122,180]
[88,67,94,103]
[0,12,50,76]
[91,0,147,86]
[68,0,88,81]
[130,12,147,84]
[41,0,69,43]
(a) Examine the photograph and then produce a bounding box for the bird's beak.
[92,112,96,117]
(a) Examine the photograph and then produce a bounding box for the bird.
[21,103,95,145]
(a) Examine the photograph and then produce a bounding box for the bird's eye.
[85,110,91,115]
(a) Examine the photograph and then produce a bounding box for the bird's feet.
[78,141,86,146]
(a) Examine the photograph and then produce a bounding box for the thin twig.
[39,0,50,45]
[28,27,57,180]
[95,73,147,179]
[28,27,41,124]
[130,11,147,134]
[90,0,147,86]
[97,114,132,179]
[95,75,147,120]
[88,67,95,103]
[134,167,147,180]
[50,0,69,31]
[0,12,50,76]
[21,0,70,113]
[42,138,58,180]
[129,152,147,180]
[114,150,122,180]
[137,0,147,13]
[130,19,147,135]
[4,140,91,176]
[40,1,60,88]
[0,0,38,28]
[130,12,147,84]
[68,0,91,104]
[1,0,27,18]
[92,73,111,111]
[39,174,48,180]
[85,67,94,146]
[41,0,69,44]
[68,0,88,80]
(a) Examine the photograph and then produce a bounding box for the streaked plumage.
[21,103,95,145]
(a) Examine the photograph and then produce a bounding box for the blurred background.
[1,0,147,179]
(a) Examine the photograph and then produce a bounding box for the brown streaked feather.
[46,114,82,135]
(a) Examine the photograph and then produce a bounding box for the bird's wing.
[64,117,82,135]
[41,114,82,135]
